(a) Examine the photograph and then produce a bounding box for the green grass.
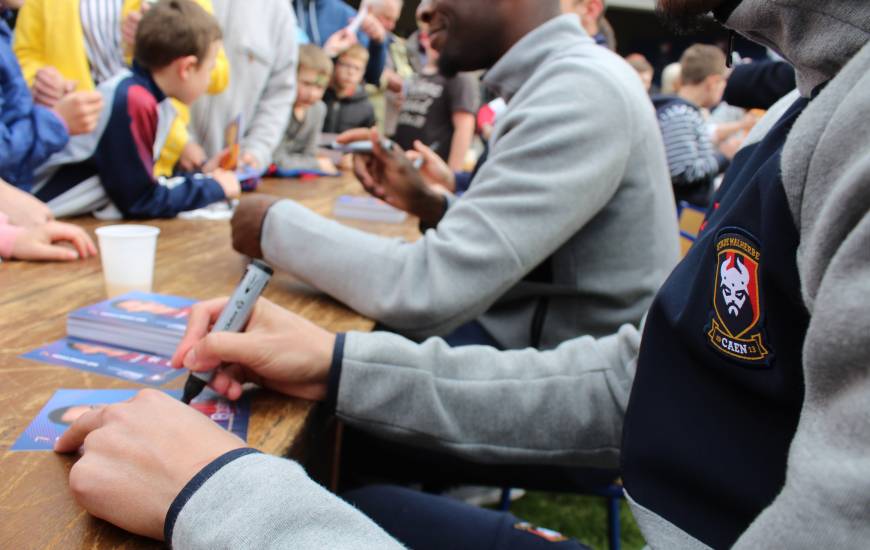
[504,492,646,550]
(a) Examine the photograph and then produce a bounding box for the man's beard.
[437,51,462,78]
[655,0,723,35]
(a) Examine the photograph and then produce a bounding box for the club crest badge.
[706,230,771,365]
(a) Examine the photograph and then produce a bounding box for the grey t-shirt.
[393,71,479,162]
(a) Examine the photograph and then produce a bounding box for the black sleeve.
[723,61,797,110]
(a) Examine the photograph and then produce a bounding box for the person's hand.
[53,91,104,135]
[317,156,338,174]
[202,147,229,173]
[229,195,282,259]
[172,297,335,402]
[0,182,53,227]
[54,389,246,541]
[10,221,97,261]
[32,66,75,107]
[719,135,743,160]
[338,128,447,226]
[383,69,404,94]
[406,140,456,193]
[121,4,149,54]
[177,141,207,172]
[360,14,386,43]
[210,169,241,199]
[323,28,358,57]
[240,152,261,169]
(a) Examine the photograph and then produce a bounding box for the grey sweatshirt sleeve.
[261,57,635,338]
[272,102,326,171]
[734,43,870,548]
[335,322,641,469]
[170,451,404,549]
[240,8,298,168]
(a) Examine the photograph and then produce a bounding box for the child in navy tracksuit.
[31,0,239,219]
[0,7,101,190]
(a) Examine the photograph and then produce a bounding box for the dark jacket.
[322,85,376,134]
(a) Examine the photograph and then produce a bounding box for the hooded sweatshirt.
[321,84,376,134]
[164,2,869,549]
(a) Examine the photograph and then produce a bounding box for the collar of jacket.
[131,61,167,103]
[482,14,586,104]
[718,0,870,96]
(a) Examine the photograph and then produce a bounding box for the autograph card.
[11,389,250,451]
[21,338,185,386]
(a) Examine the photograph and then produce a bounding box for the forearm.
[170,449,402,549]
[446,113,475,172]
[335,323,640,468]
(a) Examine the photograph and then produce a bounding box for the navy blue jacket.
[622,96,812,548]
[36,65,226,219]
[0,14,68,189]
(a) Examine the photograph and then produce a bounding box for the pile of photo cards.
[11,388,250,451]
[67,291,192,357]
[21,292,195,386]
[333,195,408,223]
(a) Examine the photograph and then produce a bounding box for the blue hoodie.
[0,12,68,190]
[293,0,386,85]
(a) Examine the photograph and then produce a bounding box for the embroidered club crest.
[706,231,770,364]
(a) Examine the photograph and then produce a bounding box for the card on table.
[20,338,186,386]
[11,388,250,451]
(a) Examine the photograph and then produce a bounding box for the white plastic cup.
[95,225,161,298]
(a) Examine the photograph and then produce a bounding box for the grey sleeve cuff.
[169,451,402,549]
[164,447,261,543]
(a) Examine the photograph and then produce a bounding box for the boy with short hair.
[272,44,335,173]
[322,45,376,134]
[653,43,731,207]
[31,0,239,219]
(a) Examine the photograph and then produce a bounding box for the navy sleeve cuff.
[324,332,346,414]
[164,447,261,544]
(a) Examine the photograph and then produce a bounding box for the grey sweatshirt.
[259,15,679,350]
[189,0,298,168]
[169,2,869,549]
[271,101,327,171]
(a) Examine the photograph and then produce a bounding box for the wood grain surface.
[0,175,419,549]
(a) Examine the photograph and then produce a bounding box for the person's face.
[176,40,220,105]
[702,72,727,107]
[423,0,506,77]
[116,299,176,315]
[296,67,328,108]
[374,0,402,32]
[639,70,653,92]
[333,55,366,92]
[1,0,26,9]
[61,404,103,424]
[73,343,127,357]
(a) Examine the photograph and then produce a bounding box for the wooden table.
[0,175,419,549]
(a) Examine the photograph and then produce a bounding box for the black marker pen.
[181,260,273,404]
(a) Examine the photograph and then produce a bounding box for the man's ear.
[176,55,199,81]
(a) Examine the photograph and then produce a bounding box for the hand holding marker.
[181,260,274,404]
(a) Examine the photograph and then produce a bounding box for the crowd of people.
[1,0,867,548]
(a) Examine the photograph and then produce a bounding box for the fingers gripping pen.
[181,260,274,404]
